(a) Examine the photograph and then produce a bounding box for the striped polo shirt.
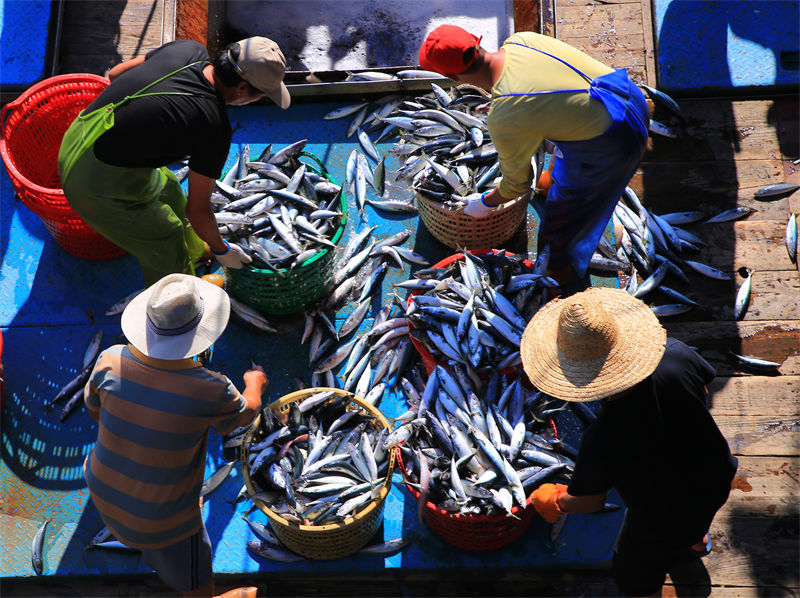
[84,344,246,549]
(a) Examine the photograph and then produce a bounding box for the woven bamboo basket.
[416,192,528,250]
[241,387,395,560]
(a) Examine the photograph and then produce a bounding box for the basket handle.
[298,151,342,187]
[0,96,24,136]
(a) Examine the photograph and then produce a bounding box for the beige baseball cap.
[230,36,291,109]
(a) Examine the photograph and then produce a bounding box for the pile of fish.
[402,249,557,373]
[300,224,432,401]
[325,83,521,214]
[601,186,748,318]
[244,389,393,528]
[384,84,503,207]
[385,366,574,519]
[211,140,346,276]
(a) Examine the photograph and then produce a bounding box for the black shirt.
[568,338,738,540]
[86,40,231,179]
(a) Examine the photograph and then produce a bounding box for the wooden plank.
[663,320,800,376]
[701,513,799,590]
[715,414,800,456]
[642,269,800,322]
[685,220,798,272]
[644,100,784,163]
[513,0,540,33]
[708,376,800,455]
[715,456,798,516]
[707,375,800,416]
[630,162,789,219]
[639,0,657,87]
[560,35,647,74]
[556,4,643,38]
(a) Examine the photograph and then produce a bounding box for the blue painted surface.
[0,100,622,578]
[653,0,800,95]
[0,0,55,88]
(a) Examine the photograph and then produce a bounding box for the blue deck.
[653,0,800,96]
[0,0,58,89]
[1,100,622,580]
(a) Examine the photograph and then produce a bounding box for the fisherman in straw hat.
[521,287,737,597]
[83,274,265,598]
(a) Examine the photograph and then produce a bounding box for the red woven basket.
[394,417,559,552]
[407,249,533,377]
[0,74,125,260]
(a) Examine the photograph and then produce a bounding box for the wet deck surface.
[2,0,799,596]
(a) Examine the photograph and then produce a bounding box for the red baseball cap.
[419,25,482,75]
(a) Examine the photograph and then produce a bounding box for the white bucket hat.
[121,274,230,360]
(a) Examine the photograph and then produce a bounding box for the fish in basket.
[214,141,348,314]
[241,387,395,560]
[401,249,558,376]
[386,365,575,551]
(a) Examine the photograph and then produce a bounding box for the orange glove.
[531,483,568,523]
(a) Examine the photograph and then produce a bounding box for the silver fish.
[734,268,754,320]
[684,260,732,281]
[754,182,799,199]
[247,540,306,563]
[730,351,782,373]
[648,119,679,138]
[200,461,236,497]
[704,206,756,223]
[31,519,48,575]
[786,213,797,264]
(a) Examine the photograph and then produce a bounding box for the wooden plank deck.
[5,0,798,596]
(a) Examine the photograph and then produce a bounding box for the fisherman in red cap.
[419,26,650,289]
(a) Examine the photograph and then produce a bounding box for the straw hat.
[520,287,666,402]
[122,274,230,360]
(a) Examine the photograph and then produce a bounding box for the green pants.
[58,118,206,286]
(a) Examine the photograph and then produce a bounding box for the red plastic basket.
[394,416,559,552]
[0,74,125,260]
[407,249,533,377]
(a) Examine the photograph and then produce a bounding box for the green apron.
[58,61,213,285]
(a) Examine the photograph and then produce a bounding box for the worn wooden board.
[664,320,800,376]
[716,456,798,516]
[715,414,800,457]
[703,512,799,590]
[708,375,800,416]
[630,160,786,210]
[644,101,784,162]
[688,221,798,271]
[710,374,800,453]
[555,4,644,38]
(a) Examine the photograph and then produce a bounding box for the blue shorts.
[140,526,213,592]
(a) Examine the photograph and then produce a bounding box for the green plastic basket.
[225,154,347,315]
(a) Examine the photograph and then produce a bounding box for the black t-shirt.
[568,338,738,540]
[86,40,231,179]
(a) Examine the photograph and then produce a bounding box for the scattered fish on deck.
[753,182,800,200]
[31,519,48,575]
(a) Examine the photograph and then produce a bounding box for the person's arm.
[107,56,146,82]
[185,169,227,253]
[231,366,268,428]
[558,490,607,514]
[84,381,100,423]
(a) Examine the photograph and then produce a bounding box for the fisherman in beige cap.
[520,287,737,597]
[59,36,291,286]
[83,274,266,597]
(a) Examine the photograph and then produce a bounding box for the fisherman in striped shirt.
[84,274,266,597]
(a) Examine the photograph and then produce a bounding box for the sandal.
[687,534,712,557]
